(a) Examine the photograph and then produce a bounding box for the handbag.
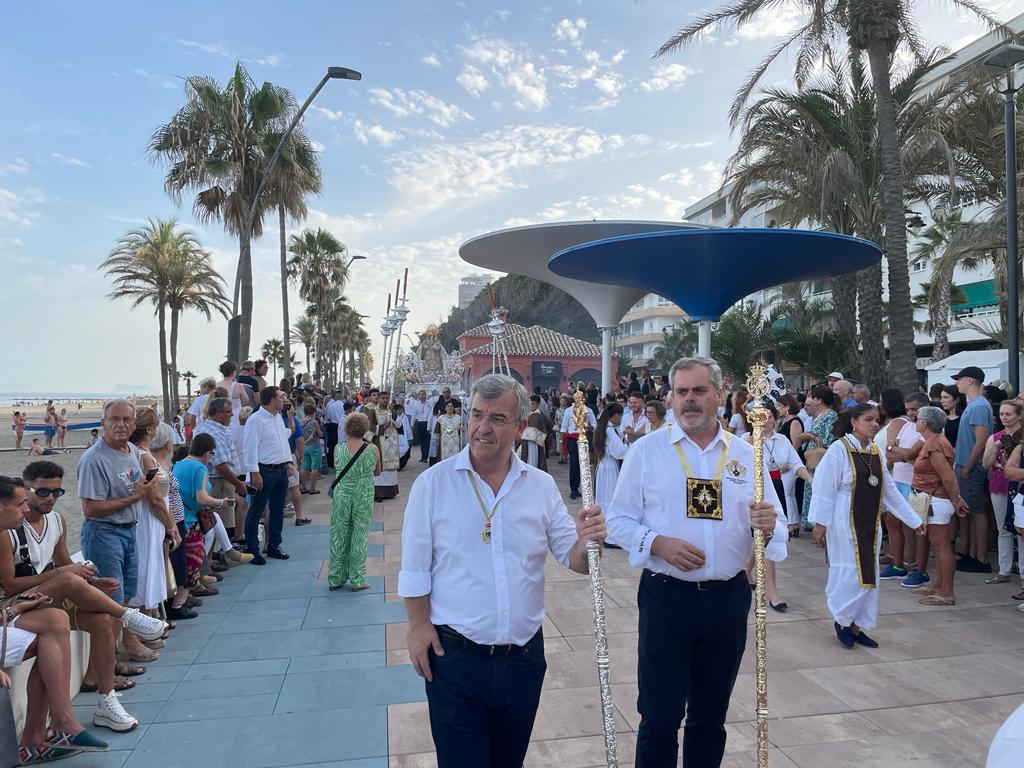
[197,506,217,535]
[328,441,370,498]
[804,446,827,471]
[908,488,932,517]
[163,541,177,595]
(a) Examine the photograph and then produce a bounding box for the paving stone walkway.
[66,455,1024,768]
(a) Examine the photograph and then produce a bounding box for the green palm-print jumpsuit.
[329,442,377,588]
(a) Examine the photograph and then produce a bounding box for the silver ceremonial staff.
[745,363,771,768]
[571,391,618,768]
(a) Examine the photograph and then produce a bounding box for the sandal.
[918,594,956,606]
[295,518,312,526]
[911,586,935,596]
[119,646,158,663]
[19,745,81,764]
[114,662,145,677]
[80,676,135,693]
[1012,591,1024,601]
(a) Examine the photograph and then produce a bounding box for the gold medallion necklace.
[852,436,880,487]
[468,473,499,544]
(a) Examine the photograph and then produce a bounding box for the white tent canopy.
[924,349,1023,390]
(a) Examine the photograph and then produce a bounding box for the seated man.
[0,463,166,733]
[0,475,110,762]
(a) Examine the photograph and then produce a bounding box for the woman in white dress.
[593,404,627,548]
[128,411,179,644]
[432,400,463,463]
[809,403,924,648]
[745,404,812,611]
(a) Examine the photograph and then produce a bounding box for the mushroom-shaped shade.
[549,228,883,321]
[459,220,704,327]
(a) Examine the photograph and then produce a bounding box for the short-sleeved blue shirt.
[172,458,210,527]
[282,413,301,453]
[954,395,993,467]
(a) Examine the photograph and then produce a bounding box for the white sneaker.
[93,691,139,732]
[121,608,167,641]
[1018,603,1024,612]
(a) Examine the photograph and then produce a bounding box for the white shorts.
[2,619,37,668]
[929,497,955,526]
[288,471,299,489]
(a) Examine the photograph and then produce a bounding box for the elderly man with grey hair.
[398,374,606,768]
[852,383,874,405]
[186,377,217,432]
[833,379,856,409]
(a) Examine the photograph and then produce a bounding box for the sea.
[0,392,156,408]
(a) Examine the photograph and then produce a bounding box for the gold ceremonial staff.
[571,391,619,768]
[745,363,772,768]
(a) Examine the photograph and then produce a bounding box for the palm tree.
[653,323,698,370]
[166,249,230,414]
[264,124,322,379]
[287,229,348,381]
[261,338,285,382]
[179,370,196,405]
[101,218,211,421]
[150,62,296,362]
[712,301,776,383]
[291,312,317,373]
[726,49,960,392]
[657,0,1007,391]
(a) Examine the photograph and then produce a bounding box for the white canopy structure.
[459,220,702,393]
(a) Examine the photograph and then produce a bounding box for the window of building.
[711,199,727,220]
[911,257,928,273]
[810,279,831,295]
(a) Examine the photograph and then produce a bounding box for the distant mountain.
[438,274,599,350]
[111,384,159,395]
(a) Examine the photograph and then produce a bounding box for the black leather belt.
[258,462,290,469]
[435,625,540,656]
[643,569,747,592]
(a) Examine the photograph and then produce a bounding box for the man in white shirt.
[622,393,649,444]
[608,357,786,768]
[410,390,432,463]
[242,386,295,565]
[560,396,597,499]
[324,391,346,470]
[399,374,606,768]
[185,377,216,433]
[194,396,249,538]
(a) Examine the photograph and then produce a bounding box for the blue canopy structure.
[548,228,883,356]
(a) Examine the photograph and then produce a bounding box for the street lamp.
[230,65,362,349]
[984,42,1024,393]
[346,254,367,269]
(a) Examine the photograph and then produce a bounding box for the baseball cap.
[827,371,844,380]
[952,365,985,383]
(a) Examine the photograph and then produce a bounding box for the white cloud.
[658,168,695,186]
[505,183,691,226]
[421,54,442,68]
[353,120,403,147]
[176,39,283,67]
[133,67,177,90]
[51,152,91,168]
[640,63,696,92]
[553,18,587,49]
[456,65,490,97]
[385,124,632,216]
[0,158,30,175]
[733,2,804,41]
[552,47,628,109]
[461,39,548,111]
[681,140,714,150]
[700,160,723,190]
[310,140,326,152]
[369,87,472,127]
[314,106,346,122]
[0,186,45,229]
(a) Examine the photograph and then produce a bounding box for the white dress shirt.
[560,406,596,436]
[623,409,649,434]
[410,399,432,423]
[242,407,293,475]
[608,425,787,582]
[325,399,346,425]
[187,394,209,426]
[398,446,579,645]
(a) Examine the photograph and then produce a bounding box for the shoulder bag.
[328,441,370,498]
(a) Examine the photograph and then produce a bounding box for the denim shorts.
[80,519,138,604]
[956,464,989,514]
[302,444,323,471]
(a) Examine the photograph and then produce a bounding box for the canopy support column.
[698,321,712,359]
[600,326,615,395]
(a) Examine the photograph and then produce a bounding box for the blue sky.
[1,0,1017,392]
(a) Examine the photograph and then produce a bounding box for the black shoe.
[569,491,582,499]
[211,559,229,573]
[265,547,290,560]
[853,630,878,648]
[165,605,198,620]
[602,542,621,550]
[834,622,855,648]
[248,552,267,565]
[770,601,788,612]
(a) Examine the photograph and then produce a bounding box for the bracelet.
[3,607,14,624]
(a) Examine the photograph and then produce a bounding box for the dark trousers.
[425,628,546,768]
[324,423,339,468]
[245,464,288,553]
[635,570,751,768]
[415,421,430,462]
[566,436,580,495]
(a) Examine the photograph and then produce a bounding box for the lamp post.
[346,253,367,270]
[984,43,1024,393]
[230,66,362,352]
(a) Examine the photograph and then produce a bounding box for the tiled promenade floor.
[68,455,1024,767]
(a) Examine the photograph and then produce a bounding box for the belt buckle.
[697,580,709,592]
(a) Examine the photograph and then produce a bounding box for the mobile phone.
[145,467,160,482]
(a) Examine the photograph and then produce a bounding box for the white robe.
[596,425,628,547]
[808,434,922,630]
[762,433,805,525]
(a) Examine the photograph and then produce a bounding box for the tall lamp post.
[984,43,1024,393]
[230,66,362,355]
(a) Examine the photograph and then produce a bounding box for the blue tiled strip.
[71,524,418,768]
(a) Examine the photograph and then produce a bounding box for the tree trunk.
[279,205,293,380]
[157,301,172,424]
[169,308,181,420]
[831,272,859,369]
[858,262,887,395]
[315,313,323,382]
[865,38,916,391]
[238,228,253,362]
[931,274,952,362]
[305,344,311,375]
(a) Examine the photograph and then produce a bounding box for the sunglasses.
[30,487,66,499]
